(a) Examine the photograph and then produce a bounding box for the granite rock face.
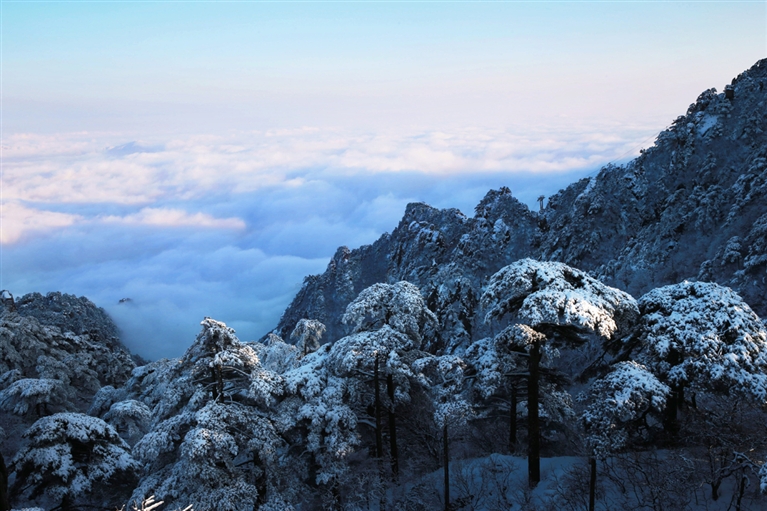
[275,58,767,353]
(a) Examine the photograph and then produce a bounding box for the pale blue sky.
[6,1,765,132]
[2,1,766,359]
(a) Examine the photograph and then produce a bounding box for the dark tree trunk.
[677,383,685,410]
[528,340,541,487]
[387,373,399,479]
[664,350,683,433]
[330,481,341,511]
[61,493,74,511]
[210,367,219,400]
[588,456,597,511]
[374,354,383,459]
[0,451,9,511]
[664,385,680,434]
[252,450,266,504]
[215,365,225,400]
[711,479,721,501]
[736,475,747,511]
[443,423,450,511]
[509,383,517,452]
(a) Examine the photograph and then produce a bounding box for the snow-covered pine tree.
[582,360,670,456]
[341,281,438,349]
[258,333,300,374]
[290,319,326,357]
[411,354,473,511]
[481,259,639,486]
[128,318,293,510]
[279,344,358,506]
[464,334,527,452]
[11,413,140,509]
[0,378,70,417]
[627,281,767,501]
[631,281,767,426]
[327,325,413,467]
[334,281,438,478]
[102,399,152,445]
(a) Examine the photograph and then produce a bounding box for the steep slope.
[540,60,767,308]
[0,293,136,463]
[275,58,767,352]
[11,291,127,354]
[0,292,135,392]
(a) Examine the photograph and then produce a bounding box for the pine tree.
[481,259,638,486]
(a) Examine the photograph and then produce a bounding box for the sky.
[2,1,765,360]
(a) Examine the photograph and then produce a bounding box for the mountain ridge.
[274,58,767,351]
[4,58,767,511]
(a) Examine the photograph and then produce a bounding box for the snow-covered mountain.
[276,58,767,352]
[0,293,137,510]
[3,59,767,511]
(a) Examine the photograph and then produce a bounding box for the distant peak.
[474,186,529,219]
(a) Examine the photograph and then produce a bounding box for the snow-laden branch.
[481,259,638,338]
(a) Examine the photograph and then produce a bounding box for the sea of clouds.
[2,122,661,359]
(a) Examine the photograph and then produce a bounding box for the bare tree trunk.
[664,385,680,434]
[0,451,9,511]
[528,340,541,487]
[330,481,341,511]
[210,367,219,400]
[215,365,225,401]
[374,354,383,459]
[736,474,747,511]
[677,383,685,410]
[711,479,721,501]
[589,456,596,511]
[61,493,74,511]
[387,374,399,479]
[509,383,517,453]
[664,351,682,434]
[443,423,450,511]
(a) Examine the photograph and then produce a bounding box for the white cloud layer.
[2,122,663,359]
[1,202,81,244]
[3,123,658,206]
[101,208,246,230]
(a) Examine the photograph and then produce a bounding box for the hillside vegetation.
[3,59,767,511]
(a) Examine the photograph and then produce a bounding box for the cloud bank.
[2,123,661,359]
[101,208,246,230]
